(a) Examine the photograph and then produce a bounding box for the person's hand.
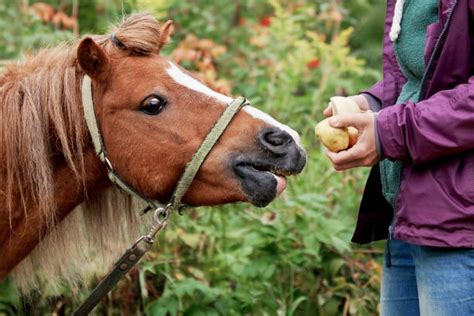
[323,95,370,117]
[325,112,380,170]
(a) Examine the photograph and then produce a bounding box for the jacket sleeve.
[376,77,474,164]
[363,80,384,105]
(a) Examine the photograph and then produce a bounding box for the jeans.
[381,239,474,316]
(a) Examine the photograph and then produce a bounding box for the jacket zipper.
[385,0,458,268]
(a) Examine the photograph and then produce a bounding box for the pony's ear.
[158,20,175,49]
[77,37,109,79]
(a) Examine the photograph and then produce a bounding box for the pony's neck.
[0,64,111,280]
[0,147,110,280]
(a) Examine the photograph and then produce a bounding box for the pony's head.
[1,13,307,294]
[78,13,306,207]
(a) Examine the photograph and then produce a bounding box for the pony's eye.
[141,96,167,115]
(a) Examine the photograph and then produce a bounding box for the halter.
[74,75,248,315]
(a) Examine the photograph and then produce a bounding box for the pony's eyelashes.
[140,95,167,115]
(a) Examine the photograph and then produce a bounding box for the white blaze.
[166,62,300,144]
[243,106,300,144]
[166,62,232,104]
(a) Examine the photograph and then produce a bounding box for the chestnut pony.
[0,13,306,292]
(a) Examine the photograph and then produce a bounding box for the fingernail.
[329,118,338,126]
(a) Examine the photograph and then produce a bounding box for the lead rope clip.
[142,204,172,243]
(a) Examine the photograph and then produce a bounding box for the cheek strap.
[82,75,162,208]
[170,95,249,207]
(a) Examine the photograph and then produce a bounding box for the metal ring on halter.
[104,157,113,171]
[153,203,172,225]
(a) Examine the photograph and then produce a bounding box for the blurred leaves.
[0,2,73,59]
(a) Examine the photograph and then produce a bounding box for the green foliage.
[0,1,137,60]
[131,1,383,315]
[0,280,20,315]
[0,0,385,315]
[0,2,73,59]
[344,0,386,70]
[78,0,136,34]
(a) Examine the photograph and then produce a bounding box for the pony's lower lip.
[233,164,280,207]
[232,161,292,207]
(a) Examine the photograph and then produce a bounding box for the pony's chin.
[233,164,288,207]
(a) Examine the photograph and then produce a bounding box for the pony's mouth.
[233,160,302,207]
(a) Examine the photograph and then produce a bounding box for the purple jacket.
[352,0,474,248]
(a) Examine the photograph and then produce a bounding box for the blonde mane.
[0,13,164,293]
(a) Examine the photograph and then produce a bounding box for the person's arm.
[361,92,382,112]
[362,80,384,111]
[377,77,474,164]
[326,77,474,170]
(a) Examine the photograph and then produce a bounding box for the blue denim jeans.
[381,239,474,316]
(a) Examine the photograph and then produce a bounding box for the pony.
[0,13,306,293]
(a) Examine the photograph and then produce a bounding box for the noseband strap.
[171,94,249,207]
[75,75,248,315]
[82,75,161,207]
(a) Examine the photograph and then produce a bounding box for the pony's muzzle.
[257,127,306,172]
[232,127,306,207]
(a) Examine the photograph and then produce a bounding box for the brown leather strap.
[72,238,152,315]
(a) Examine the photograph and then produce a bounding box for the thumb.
[329,113,362,129]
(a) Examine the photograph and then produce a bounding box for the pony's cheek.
[181,175,245,206]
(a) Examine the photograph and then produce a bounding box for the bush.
[130,1,383,315]
[0,2,73,60]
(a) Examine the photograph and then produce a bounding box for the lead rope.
[73,206,170,316]
[389,0,405,42]
[74,75,249,315]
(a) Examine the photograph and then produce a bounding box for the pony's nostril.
[266,133,283,146]
[258,128,294,155]
[266,131,291,146]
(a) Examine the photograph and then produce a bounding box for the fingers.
[324,149,354,171]
[325,146,377,170]
[321,98,379,171]
[348,95,370,112]
[323,95,369,117]
[329,113,368,130]
[330,111,376,131]
[325,145,364,166]
[323,105,333,117]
